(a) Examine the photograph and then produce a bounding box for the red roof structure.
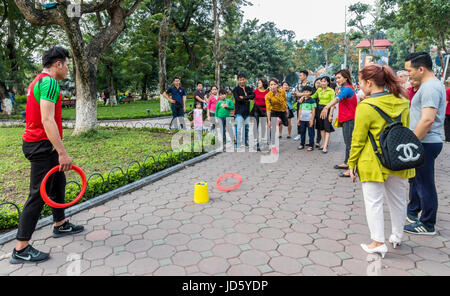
[356,39,392,48]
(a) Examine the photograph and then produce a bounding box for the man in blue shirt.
[163,77,187,128]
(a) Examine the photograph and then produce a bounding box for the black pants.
[17,140,66,241]
[342,120,355,164]
[445,114,450,142]
[269,111,288,144]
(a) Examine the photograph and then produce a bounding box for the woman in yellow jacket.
[349,65,415,258]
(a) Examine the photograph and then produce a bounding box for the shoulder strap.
[368,104,402,124]
[368,132,384,164]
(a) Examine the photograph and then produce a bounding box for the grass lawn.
[1,99,196,121]
[61,99,196,120]
[0,126,179,205]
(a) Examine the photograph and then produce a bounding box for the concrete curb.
[0,148,221,245]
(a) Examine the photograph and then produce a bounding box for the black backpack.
[367,105,425,171]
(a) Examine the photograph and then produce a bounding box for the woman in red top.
[321,70,357,178]
[252,78,269,151]
[445,83,450,142]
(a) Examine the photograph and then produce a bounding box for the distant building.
[356,39,392,71]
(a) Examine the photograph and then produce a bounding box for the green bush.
[15,96,27,105]
[0,139,212,231]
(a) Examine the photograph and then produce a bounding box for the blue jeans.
[300,121,314,147]
[235,114,249,147]
[407,142,443,228]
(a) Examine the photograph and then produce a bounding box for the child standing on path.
[297,86,316,151]
[207,85,219,130]
[215,89,235,146]
[193,102,204,132]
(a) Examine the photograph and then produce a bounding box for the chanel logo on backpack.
[396,143,421,163]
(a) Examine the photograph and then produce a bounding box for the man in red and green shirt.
[11,47,84,265]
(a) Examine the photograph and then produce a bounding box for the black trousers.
[17,140,66,241]
[445,114,450,142]
[269,111,288,144]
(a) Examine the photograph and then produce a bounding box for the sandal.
[307,147,313,151]
[298,146,305,150]
[339,171,351,178]
[334,165,349,170]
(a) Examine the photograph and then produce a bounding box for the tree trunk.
[106,61,117,106]
[0,81,11,115]
[141,74,148,100]
[409,41,416,53]
[213,0,221,89]
[182,33,196,70]
[6,7,18,92]
[73,65,98,135]
[159,0,171,113]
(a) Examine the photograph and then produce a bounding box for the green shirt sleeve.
[311,89,319,99]
[39,76,60,104]
[227,99,234,110]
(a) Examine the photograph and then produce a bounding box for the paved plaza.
[1,130,449,276]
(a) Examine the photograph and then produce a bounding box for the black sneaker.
[404,221,436,236]
[406,213,419,224]
[53,221,84,238]
[10,245,50,264]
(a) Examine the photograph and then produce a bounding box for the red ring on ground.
[216,172,242,192]
[40,165,87,209]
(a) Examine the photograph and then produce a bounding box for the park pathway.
[0,129,449,276]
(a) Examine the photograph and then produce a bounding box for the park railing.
[0,137,214,232]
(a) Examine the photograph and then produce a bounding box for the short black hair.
[299,70,308,77]
[405,51,433,71]
[237,73,247,79]
[219,89,228,95]
[282,81,290,86]
[303,86,314,92]
[196,82,203,86]
[258,78,268,89]
[320,76,331,86]
[42,46,70,68]
[173,77,181,81]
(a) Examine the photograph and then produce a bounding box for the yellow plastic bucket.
[194,182,209,204]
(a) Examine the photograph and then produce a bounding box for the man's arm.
[414,107,438,140]
[40,100,72,172]
[163,90,176,104]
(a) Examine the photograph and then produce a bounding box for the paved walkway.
[1,129,449,276]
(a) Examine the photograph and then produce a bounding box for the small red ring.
[40,165,87,209]
[216,172,242,192]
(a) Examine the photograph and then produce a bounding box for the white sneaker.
[294,135,301,141]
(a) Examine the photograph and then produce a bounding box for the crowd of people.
[8,45,450,265]
[162,51,450,259]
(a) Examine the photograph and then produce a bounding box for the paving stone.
[198,256,230,275]
[148,245,176,259]
[172,250,202,266]
[308,250,341,267]
[126,239,152,253]
[128,258,159,275]
[86,230,111,242]
[228,264,261,276]
[302,265,337,276]
[416,260,450,276]
[269,256,302,275]
[105,251,135,268]
[239,250,270,266]
[250,238,278,251]
[83,246,113,260]
[277,243,308,258]
[413,247,449,263]
[212,244,241,259]
[154,265,186,276]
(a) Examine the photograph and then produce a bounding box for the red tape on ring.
[216,172,242,192]
[40,165,87,209]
